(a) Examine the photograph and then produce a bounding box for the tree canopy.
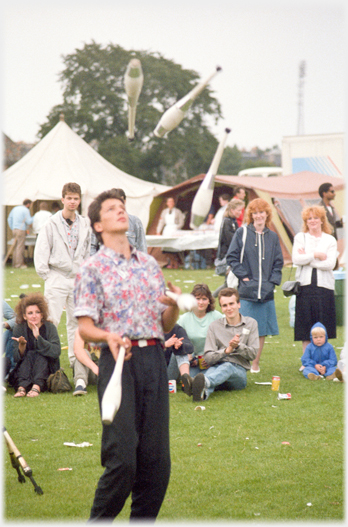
[38,41,223,185]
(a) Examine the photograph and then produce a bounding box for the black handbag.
[282,280,301,297]
[281,265,301,297]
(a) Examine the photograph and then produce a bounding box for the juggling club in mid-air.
[124,58,144,141]
[190,127,231,229]
[153,65,222,138]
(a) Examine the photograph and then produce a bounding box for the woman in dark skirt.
[10,293,61,397]
[292,205,337,352]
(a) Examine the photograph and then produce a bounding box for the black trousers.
[15,350,50,391]
[89,342,171,521]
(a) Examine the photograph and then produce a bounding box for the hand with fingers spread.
[12,335,27,356]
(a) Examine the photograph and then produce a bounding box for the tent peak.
[59,113,65,122]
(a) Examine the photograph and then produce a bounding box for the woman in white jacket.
[292,205,337,353]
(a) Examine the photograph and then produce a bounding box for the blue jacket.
[226,224,283,302]
[301,322,337,369]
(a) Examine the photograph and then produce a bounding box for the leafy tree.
[219,145,243,175]
[38,41,223,184]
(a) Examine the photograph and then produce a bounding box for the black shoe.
[73,385,87,396]
[192,373,206,402]
[181,374,193,396]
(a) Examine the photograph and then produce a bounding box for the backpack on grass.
[47,368,72,393]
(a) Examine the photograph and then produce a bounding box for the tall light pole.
[297,61,306,135]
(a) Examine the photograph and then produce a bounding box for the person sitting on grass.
[187,287,259,402]
[71,328,99,396]
[301,322,337,381]
[10,293,61,397]
[174,283,224,396]
[165,323,194,382]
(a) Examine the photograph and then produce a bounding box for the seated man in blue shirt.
[191,287,259,402]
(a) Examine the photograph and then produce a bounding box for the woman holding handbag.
[292,205,337,353]
[226,198,283,373]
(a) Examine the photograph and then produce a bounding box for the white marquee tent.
[3,118,170,227]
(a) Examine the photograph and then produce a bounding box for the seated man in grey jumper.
[191,287,259,402]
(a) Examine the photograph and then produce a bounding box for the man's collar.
[223,314,244,327]
[99,244,138,260]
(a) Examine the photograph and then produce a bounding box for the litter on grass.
[58,468,73,471]
[19,284,29,289]
[32,284,41,288]
[307,503,312,507]
[64,442,93,447]
[183,280,195,283]
[255,382,272,385]
[277,393,291,400]
[194,406,205,411]
[282,442,291,445]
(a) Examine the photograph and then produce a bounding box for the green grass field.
[2,264,345,522]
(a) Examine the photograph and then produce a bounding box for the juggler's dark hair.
[88,189,125,244]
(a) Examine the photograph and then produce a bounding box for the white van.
[238,167,283,177]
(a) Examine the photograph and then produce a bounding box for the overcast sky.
[1,0,346,151]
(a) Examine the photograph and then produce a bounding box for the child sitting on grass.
[301,322,337,380]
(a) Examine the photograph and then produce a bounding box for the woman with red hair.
[226,198,283,373]
[292,205,337,353]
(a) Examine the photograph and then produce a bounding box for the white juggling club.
[153,66,222,138]
[124,58,144,141]
[190,127,231,229]
[101,345,126,425]
[166,291,198,312]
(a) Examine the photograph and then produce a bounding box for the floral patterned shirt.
[74,245,166,340]
[60,212,79,259]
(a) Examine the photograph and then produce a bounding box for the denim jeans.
[3,329,15,369]
[204,362,247,399]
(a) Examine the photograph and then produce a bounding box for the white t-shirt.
[214,205,227,232]
[32,210,52,234]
